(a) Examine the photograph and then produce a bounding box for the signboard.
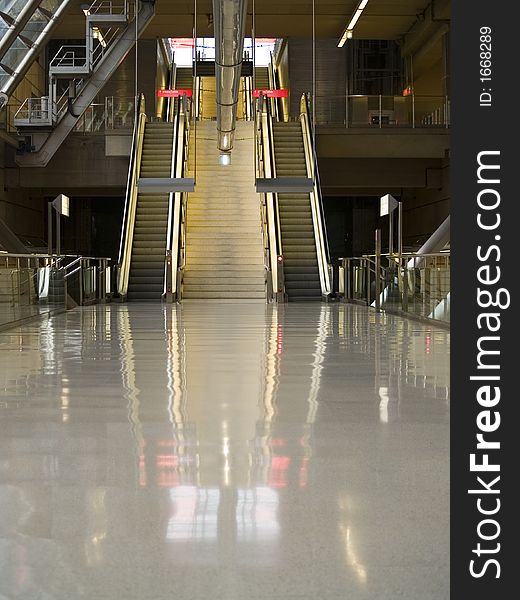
[169,38,195,48]
[252,89,288,98]
[52,194,70,217]
[380,193,398,217]
[157,89,193,98]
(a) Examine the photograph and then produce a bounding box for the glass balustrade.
[341,252,451,324]
[313,94,450,128]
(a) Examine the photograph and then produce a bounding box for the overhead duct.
[212,0,248,153]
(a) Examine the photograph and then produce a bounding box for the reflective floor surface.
[0,303,450,599]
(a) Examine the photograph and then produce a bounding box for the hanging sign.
[252,89,288,98]
[157,89,193,98]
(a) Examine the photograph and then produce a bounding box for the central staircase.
[183,121,265,300]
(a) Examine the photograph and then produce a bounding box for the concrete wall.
[0,144,46,247]
[5,135,128,193]
[1,55,48,247]
[100,39,158,112]
[285,38,347,121]
[402,159,450,247]
[414,58,444,96]
[274,41,290,121]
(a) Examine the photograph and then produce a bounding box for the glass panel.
[0,257,66,329]
[0,0,29,19]
[0,0,69,92]
[311,95,449,128]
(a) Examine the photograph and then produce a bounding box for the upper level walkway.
[0,302,449,600]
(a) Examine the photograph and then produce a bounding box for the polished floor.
[0,303,450,599]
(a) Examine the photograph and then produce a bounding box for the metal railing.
[341,251,451,323]
[11,94,135,132]
[117,93,146,298]
[59,254,112,306]
[0,252,112,329]
[50,45,88,69]
[313,94,450,128]
[12,0,133,130]
[85,0,129,16]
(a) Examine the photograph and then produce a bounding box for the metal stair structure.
[127,122,173,301]
[272,122,322,301]
[13,0,155,167]
[183,121,265,300]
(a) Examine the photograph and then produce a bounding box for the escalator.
[127,122,173,300]
[254,66,269,90]
[174,67,193,91]
[272,122,322,301]
[119,94,190,302]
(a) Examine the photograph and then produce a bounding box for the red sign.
[157,89,193,98]
[252,89,288,98]
[169,38,195,48]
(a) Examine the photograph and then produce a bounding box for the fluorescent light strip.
[348,9,363,30]
[337,0,369,47]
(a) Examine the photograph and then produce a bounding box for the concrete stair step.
[182,290,265,299]
[186,252,263,261]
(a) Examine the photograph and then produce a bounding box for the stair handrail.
[300,92,332,297]
[117,93,146,297]
[164,94,191,301]
[268,52,279,121]
[255,93,285,300]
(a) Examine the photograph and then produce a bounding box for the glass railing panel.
[312,95,450,128]
[343,253,450,324]
[402,256,450,322]
[413,95,450,127]
[0,255,66,329]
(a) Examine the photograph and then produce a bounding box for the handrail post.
[365,258,371,306]
[375,229,381,312]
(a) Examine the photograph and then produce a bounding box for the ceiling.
[55,0,444,41]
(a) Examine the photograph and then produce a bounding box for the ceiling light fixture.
[337,0,369,48]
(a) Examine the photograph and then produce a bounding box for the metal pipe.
[0,0,74,98]
[0,0,42,63]
[212,0,248,152]
[407,215,450,269]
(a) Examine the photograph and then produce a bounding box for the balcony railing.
[313,94,450,129]
[0,252,113,330]
[341,251,450,324]
[3,95,135,133]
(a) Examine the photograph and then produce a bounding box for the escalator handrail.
[301,93,330,263]
[264,96,284,257]
[300,92,332,295]
[164,94,190,298]
[255,93,285,298]
[117,93,146,297]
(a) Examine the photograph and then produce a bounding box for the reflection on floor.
[0,303,449,600]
